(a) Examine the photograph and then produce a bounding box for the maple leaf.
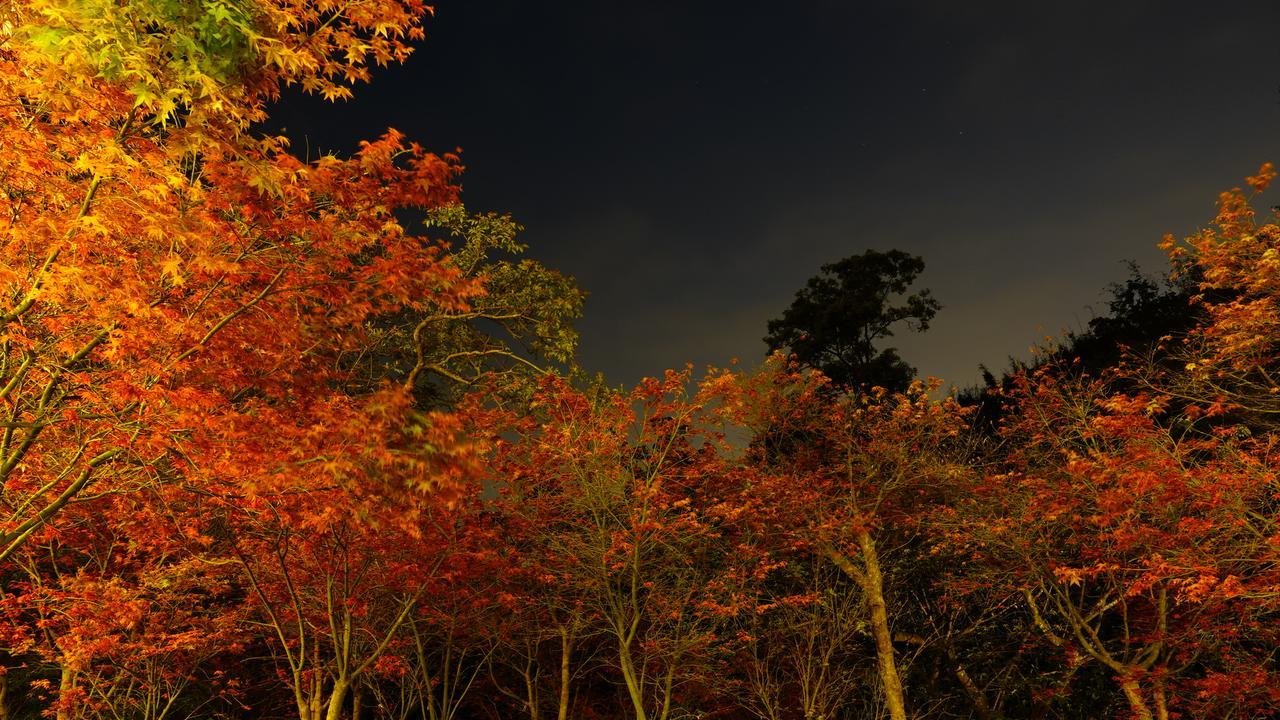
[159,254,184,286]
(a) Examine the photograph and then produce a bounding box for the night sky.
[271,0,1280,391]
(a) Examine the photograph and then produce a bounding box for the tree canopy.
[765,249,941,392]
[0,3,1277,719]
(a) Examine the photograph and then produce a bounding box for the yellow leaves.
[74,213,109,237]
[245,168,283,197]
[41,262,88,305]
[371,21,402,38]
[1054,566,1085,584]
[128,81,159,108]
[159,254,183,286]
[188,252,239,276]
[344,41,372,65]
[0,264,19,289]
[258,37,314,73]
[149,89,182,122]
[320,84,353,102]
[1261,247,1279,270]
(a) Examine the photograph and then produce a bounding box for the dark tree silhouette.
[958,262,1202,432]
[766,250,940,393]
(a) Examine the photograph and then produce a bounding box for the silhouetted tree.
[958,262,1201,432]
[766,249,940,392]
[1062,261,1198,373]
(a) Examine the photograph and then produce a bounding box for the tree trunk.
[326,679,350,720]
[1153,678,1169,720]
[856,529,908,720]
[617,638,648,720]
[55,665,76,720]
[1118,679,1154,720]
[558,627,573,720]
[523,656,538,720]
[947,650,1001,720]
[657,662,677,720]
[299,686,324,720]
[300,669,325,720]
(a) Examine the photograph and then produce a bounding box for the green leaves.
[24,0,258,123]
[363,204,586,408]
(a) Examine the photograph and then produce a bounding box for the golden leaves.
[1247,161,1276,194]
[159,254,183,286]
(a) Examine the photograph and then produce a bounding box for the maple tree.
[1162,163,1280,371]
[0,483,243,720]
[483,371,773,720]
[480,474,593,720]
[359,205,585,409]
[928,164,1280,719]
[3,0,1280,717]
[949,367,1280,719]
[0,0,486,716]
[0,0,472,556]
[1149,162,1280,432]
[712,356,972,720]
[735,559,868,720]
[228,474,475,720]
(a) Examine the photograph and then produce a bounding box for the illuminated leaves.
[4,0,1280,717]
[1162,163,1280,379]
[950,365,1280,718]
[19,0,434,131]
[0,0,481,715]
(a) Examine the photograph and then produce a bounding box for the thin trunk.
[558,627,573,720]
[1118,679,1154,720]
[1151,590,1169,720]
[352,683,363,720]
[308,678,323,720]
[1152,679,1169,720]
[295,690,311,720]
[56,665,76,720]
[947,650,1001,720]
[617,638,648,720]
[302,659,318,720]
[657,662,676,720]
[523,655,538,720]
[856,529,907,720]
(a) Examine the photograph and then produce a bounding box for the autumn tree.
[228,457,479,720]
[736,559,870,720]
[1150,162,1280,431]
[926,166,1280,720]
[355,482,505,720]
[0,483,244,720]
[483,371,772,720]
[710,356,972,720]
[950,364,1280,719]
[0,1,493,716]
[0,0,471,559]
[359,205,585,409]
[10,0,1280,718]
[480,460,598,720]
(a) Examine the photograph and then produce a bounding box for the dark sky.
[271,0,1280,391]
